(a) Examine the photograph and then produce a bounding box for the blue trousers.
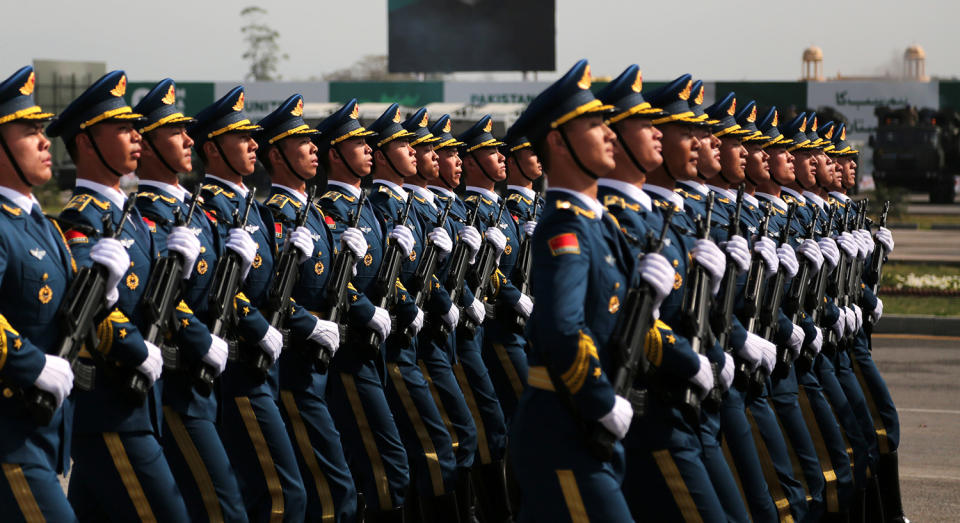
[161,409,248,522]
[481,320,529,424]
[68,431,189,522]
[852,329,900,454]
[833,346,880,473]
[454,325,507,465]
[418,332,478,470]
[699,406,751,522]
[721,385,779,522]
[512,388,633,522]
[816,352,871,489]
[326,347,409,512]
[1,461,76,522]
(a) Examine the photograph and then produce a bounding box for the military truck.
[871,106,960,203]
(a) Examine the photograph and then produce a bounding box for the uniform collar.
[76,178,127,208]
[0,186,39,213]
[548,188,604,218]
[802,190,826,208]
[404,184,436,208]
[373,179,408,200]
[428,185,455,198]
[678,180,709,195]
[706,184,735,201]
[272,183,306,204]
[466,185,499,203]
[828,191,850,203]
[644,183,685,209]
[507,185,535,200]
[327,180,361,198]
[742,192,759,208]
[205,174,248,198]
[138,179,188,202]
[597,178,652,211]
[781,186,806,203]
[756,191,788,210]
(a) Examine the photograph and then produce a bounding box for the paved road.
[888,229,960,263]
[873,334,960,522]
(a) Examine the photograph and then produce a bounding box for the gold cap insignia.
[419,111,429,128]
[350,103,359,119]
[483,119,492,133]
[840,126,846,140]
[825,125,834,139]
[19,72,35,96]
[577,64,592,90]
[443,119,451,133]
[631,70,643,93]
[110,75,127,97]
[291,98,304,116]
[161,85,176,105]
[678,80,692,101]
[693,85,704,105]
[392,108,402,123]
[747,105,757,123]
[809,116,818,131]
[232,92,245,111]
[799,116,807,133]
[727,98,737,116]
[772,110,779,127]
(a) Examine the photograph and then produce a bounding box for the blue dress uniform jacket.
[505,187,543,228]
[368,182,422,327]
[510,191,635,522]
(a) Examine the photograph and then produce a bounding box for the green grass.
[889,213,960,229]
[881,295,960,316]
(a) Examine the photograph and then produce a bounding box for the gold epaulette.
[64,193,110,212]
[266,193,300,210]
[377,185,404,201]
[201,184,235,199]
[1,203,22,217]
[555,199,596,219]
[507,192,532,204]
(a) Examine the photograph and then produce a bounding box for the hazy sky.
[3,0,958,83]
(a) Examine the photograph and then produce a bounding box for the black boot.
[365,506,405,523]
[879,451,909,523]
[472,460,513,523]
[419,492,461,522]
[456,467,479,523]
[865,472,885,522]
[849,487,866,523]
[504,453,522,518]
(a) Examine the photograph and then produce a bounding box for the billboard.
[387,0,555,73]
[214,82,330,120]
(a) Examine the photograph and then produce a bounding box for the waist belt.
[528,366,647,418]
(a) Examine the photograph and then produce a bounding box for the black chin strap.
[211,138,243,177]
[557,126,599,180]
[512,154,539,182]
[439,171,455,189]
[0,135,31,187]
[84,129,124,177]
[381,147,408,180]
[612,127,647,174]
[662,159,678,182]
[277,145,308,182]
[470,151,499,184]
[143,134,179,175]
[717,169,735,186]
[333,144,364,179]
[695,170,709,181]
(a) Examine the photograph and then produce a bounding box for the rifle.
[680,193,716,419]
[207,189,256,382]
[786,204,819,374]
[319,190,366,350]
[840,200,869,351]
[808,204,838,358]
[139,193,218,394]
[21,198,136,425]
[432,201,482,344]
[507,189,543,334]
[743,204,772,397]
[397,195,454,344]
[767,203,798,379]
[712,185,747,391]
[590,206,674,461]
[867,201,890,296]
[824,203,853,355]
[358,192,415,354]
[458,195,509,338]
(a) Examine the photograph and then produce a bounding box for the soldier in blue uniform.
[131,78,245,522]
[502,124,544,251]
[509,59,641,522]
[314,99,411,522]
[0,65,77,522]
[46,70,191,521]
[365,103,462,521]
[188,86,317,522]
[256,94,359,522]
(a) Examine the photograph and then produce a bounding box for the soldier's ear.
[202,140,219,161]
[545,129,565,157]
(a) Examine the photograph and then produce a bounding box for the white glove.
[818,237,840,269]
[690,355,716,399]
[808,327,823,356]
[202,335,229,376]
[461,226,482,262]
[166,226,201,279]
[875,227,894,254]
[720,353,735,392]
[754,236,779,278]
[90,237,130,307]
[777,245,799,279]
[389,225,415,255]
[836,232,858,258]
[428,227,452,257]
[787,322,804,360]
[737,332,765,371]
[758,334,776,375]
[797,239,824,272]
[408,308,425,336]
[484,226,507,256]
[442,303,460,329]
[851,304,863,331]
[466,297,486,323]
[226,228,257,279]
[871,298,883,324]
[722,235,751,274]
[522,221,537,238]
[638,253,675,315]
[309,318,340,354]
[855,229,874,259]
[34,355,74,408]
[258,325,283,363]
[844,306,856,335]
[288,226,315,263]
[138,341,163,385]
[831,310,845,339]
[598,395,634,440]
[341,227,368,258]
[514,293,533,318]
[692,239,726,295]
[367,306,392,341]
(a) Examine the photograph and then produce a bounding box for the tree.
[240,6,287,81]
[323,55,419,81]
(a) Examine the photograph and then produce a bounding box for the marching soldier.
[131,79,243,522]
[47,70,190,520]
[0,65,76,521]
[257,94,358,521]
[188,86,312,522]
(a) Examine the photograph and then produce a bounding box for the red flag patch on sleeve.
[64,230,88,245]
[275,222,283,239]
[141,216,156,233]
[548,233,580,256]
[324,215,336,228]
[203,210,217,224]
